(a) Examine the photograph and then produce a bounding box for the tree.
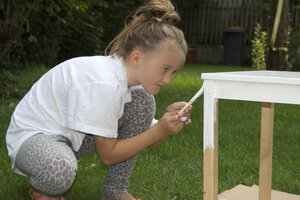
[0,0,37,64]
[0,0,92,68]
[267,0,289,71]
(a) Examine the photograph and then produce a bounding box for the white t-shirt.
[6,55,133,175]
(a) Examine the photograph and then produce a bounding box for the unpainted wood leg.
[259,102,274,200]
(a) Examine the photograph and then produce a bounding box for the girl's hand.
[157,111,184,136]
[165,102,192,125]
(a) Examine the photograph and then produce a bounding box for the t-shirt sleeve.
[67,84,121,138]
[151,118,158,127]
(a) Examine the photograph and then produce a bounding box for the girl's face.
[136,40,185,95]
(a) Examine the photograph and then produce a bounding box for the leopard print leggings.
[15,87,156,196]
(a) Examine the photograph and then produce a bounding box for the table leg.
[259,102,274,200]
[203,80,218,200]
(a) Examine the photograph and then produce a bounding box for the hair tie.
[161,10,172,20]
[152,10,172,23]
[152,17,163,22]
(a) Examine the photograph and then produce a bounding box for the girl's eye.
[163,67,169,72]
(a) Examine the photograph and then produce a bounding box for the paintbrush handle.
[178,100,194,115]
[177,85,204,115]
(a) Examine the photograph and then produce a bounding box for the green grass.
[0,64,299,199]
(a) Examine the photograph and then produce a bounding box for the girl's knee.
[127,87,156,120]
[118,87,156,139]
[121,88,156,127]
[16,134,78,195]
[31,154,78,195]
[131,87,156,111]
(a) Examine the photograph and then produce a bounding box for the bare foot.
[101,192,137,200]
[29,187,63,200]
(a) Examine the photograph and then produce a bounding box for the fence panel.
[184,0,299,45]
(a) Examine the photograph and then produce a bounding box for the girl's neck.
[123,58,138,87]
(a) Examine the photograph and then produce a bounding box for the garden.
[0,64,299,199]
[1,0,300,199]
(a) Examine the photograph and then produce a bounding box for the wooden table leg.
[259,102,274,200]
[203,80,218,200]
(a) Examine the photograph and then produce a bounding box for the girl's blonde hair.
[105,0,187,59]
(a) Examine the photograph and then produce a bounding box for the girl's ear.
[129,49,142,67]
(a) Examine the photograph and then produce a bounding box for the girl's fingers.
[184,118,192,125]
[175,101,189,109]
[166,102,189,112]
[183,105,192,113]
[165,102,193,124]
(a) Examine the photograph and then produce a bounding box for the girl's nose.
[163,73,172,84]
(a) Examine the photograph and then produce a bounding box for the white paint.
[204,144,214,152]
[202,70,300,150]
[201,70,300,200]
[203,80,217,151]
[190,85,204,102]
[202,70,300,85]
[180,116,188,122]
[215,80,300,105]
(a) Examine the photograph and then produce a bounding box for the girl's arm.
[147,102,192,150]
[94,111,183,166]
[148,136,167,150]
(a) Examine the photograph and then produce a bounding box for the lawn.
[0,64,299,199]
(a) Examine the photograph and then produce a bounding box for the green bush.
[1,0,188,69]
[251,23,268,70]
[0,0,109,68]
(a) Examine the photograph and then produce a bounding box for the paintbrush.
[178,85,204,120]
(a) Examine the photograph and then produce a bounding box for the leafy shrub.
[0,0,108,68]
[251,23,268,70]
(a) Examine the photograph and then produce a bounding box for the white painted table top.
[202,70,300,85]
[200,70,300,105]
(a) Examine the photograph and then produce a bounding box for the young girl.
[6,0,191,199]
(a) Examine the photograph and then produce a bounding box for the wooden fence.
[184,0,300,45]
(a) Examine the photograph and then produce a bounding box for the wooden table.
[201,70,300,200]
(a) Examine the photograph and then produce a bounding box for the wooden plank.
[208,1,214,44]
[204,1,212,44]
[244,0,250,44]
[218,0,226,44]
[258,0,264,26]
[198,1,205,44]
[254,0,259,32]
[200,1,207,44]
[259,102,274,200]
[183,6,189,42]
[230,0,234,26]
[211,0,219,44]
[234,0,239,26]
[224,0,230,29]
[191,7,198,43]
[244,0,250,31]
[188,7,193,42]
[292,1,300,30]
[213,0,222,44]
[240,0,246,28]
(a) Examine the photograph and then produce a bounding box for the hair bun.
[146,0,180,24]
